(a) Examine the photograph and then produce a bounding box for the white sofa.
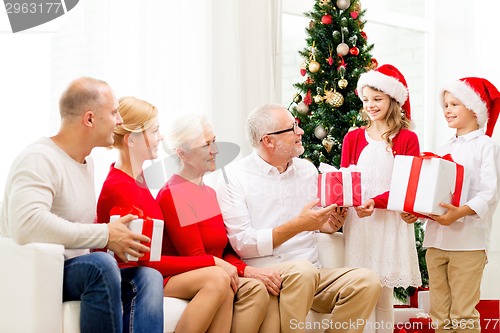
[0,232,344,333]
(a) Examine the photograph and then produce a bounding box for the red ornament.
[321,14,333,25]
[303,90,312,106]
[327,56,334,66]
[350,11,359,19]
[371,57,378,69]
[295,117,301,125]
[349,46,359,56]
[300,68,307,76]
[360,31,367,40]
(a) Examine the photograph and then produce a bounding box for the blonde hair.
[362,92,411,148]
[113,96,158,149]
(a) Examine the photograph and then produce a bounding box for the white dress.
[343,131,422,288]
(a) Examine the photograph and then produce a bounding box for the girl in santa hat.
[341,64,422,333]
[404,77,500,333]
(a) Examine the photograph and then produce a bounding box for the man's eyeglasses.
[264,121,300,138]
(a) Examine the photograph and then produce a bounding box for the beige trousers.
[232,277,280,333]
[266,260,382,333]
[426,248,487,333]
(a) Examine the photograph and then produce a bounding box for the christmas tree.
[290,0,376,168]
[289,0,428,303]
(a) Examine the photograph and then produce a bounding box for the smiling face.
[129,117,163,161]
[443,91,479,135]
[182,124,219,174]
[361,86,392,123]
[267,108,305,160]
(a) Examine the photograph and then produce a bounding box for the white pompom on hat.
[440,77,500,137]
[357,64,411,120]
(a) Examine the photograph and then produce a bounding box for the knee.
[353,268,382,297]
[283,260,320,286]
[245,279,270,305]
[204,266,232,295]
[85,252,121,283]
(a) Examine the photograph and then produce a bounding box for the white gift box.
[110,215,164,262]
[387,154,470,217]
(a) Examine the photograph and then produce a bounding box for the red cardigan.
[340,128,420,208]
[96,164,214,284]
[156,174,247,276]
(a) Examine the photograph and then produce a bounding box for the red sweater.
[156,174,247,276]
[96,164,213,283]
[340,128,420,208]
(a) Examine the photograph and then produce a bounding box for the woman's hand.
[214,257,239,293]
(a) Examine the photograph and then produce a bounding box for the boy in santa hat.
[404,77,500,333]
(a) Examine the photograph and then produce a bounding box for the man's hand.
[214,257,239,293]
[320,206,348,233]
[354,199,375,218]
[297,199,338,231]
[401,212,419,224]
[244,266,282,296]
[273,199,336,248]
[106,214,151,263]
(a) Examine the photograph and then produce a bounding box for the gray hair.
[163,113,210,156]
[246,104,283,148]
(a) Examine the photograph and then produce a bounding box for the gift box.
[110,206,164,262]
[387,153,470,217]
[317,166,362,207]
[477,300,500,333]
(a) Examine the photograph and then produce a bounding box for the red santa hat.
[357,64,411,120]
[440,77,500,137]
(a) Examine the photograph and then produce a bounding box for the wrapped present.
[387,153,470,217]
[317,163,362,207]
[110,206,164,262]
[476,300,500,333]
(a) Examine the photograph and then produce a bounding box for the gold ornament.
[314,94,324,104]
[353,1,361,12]
[338,78,348,89]
[320,0,331,6]
[322,137,335,153]
[324,88,344,107]
[308,60,321,73]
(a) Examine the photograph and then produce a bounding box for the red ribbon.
[403,153,464,216]
[110,205,154,262]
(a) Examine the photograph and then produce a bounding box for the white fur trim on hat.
[357,70,408,105]
[440,80,488,128]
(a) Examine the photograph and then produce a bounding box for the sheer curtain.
[50,0,281,189]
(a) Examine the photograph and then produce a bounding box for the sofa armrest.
[316,232,345,269]
[0,237,65,333]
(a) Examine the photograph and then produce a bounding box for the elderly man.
[0,77,164,333]
[217,103,381,333]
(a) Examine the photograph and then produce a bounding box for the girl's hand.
[401,212,419,224]
[354,199,375,218]
[429,203,474,226]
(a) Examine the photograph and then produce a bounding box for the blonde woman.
[96,97,234,333]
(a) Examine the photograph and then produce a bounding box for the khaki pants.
[426,248,487,333]
[232,277,280,333]
[266,260,381,333]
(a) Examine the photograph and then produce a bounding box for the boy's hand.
[429,203,475,226]
[354,199,375,218]
[401,212,419,224]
